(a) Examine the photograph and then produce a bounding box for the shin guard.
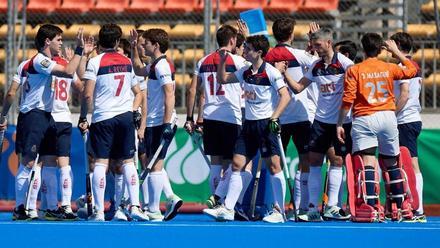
[346,154,384,222]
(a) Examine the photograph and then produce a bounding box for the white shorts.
[351,111,399,156]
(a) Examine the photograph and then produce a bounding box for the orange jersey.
[342,57,417,117]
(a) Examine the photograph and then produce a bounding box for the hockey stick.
[321,157,331,216]
[24,153,40,213]
[277,134,298,222]
[249,154,263,221]
[0,116,6,165]
[139,118,178,182]
[190,132,211,166]
[81,132,93,219]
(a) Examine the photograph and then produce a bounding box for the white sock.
[294,171,301,210]
[92,163,106,212]
[327,166,343,207]
[308,166,322,210]
[338,169,346,208]
[122,162,140,206]
[148,171,164,212]
[238,170,253,204]
[209,165,222,194]
[89,172,94,205]
[28,166,42,210]
[270,171,286,212]
[416,172,424,214]
[114,173,124,207]
[42,167,58,210]
[141,175,149,207]
[60,166,73,207]
[162,168,174,199]
[224,171,242,210]
[215,166,232,201]
[15,164,30,207]
[300,172,309,210]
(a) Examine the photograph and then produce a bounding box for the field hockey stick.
[277,134,298,222]
[249,154,263,221]
[321,157,331,216]
[139,117,177,182]
[81,132,93,219]
[0,116,6,166]
[24,153,40,212]
[189,132,211,166]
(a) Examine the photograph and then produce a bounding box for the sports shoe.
[262,208,285,223]
[27,209,39,220]
[44,209,63,221]
[298,210,323,222]
[130,206,149,221]
[144,210,164,222]
[75,195,86,209]
[164,195,183,221]
[205,195,219,209]
[89,209,105,222]
[323,206,351,221]
[234,203,249,221]
[215,205,235,221]
[403,213,427,223]
[202,205,222,219]
[58,205,79,221]
[112,207,128,221]
[12,205,29,221]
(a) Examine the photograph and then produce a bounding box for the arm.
[217,49,239,84]
[163,84,175,124]
[0,81,20,129]
[384,40,417,79]
[78,79,96,133]
[52,29,85,77]
[336,67,357,143]
[271,86,291,119]
[186,75,200,118]
[395,81,409,114]
[284,74,312,94]
[129,29,148,77]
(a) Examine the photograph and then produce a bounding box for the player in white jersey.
[78,23,147,222]
[185,25,249,217]
[265,18,318,217]
[391,32,425,222]
[0,24,86,220]
[282,28,354,222]
[130,28,182,222]
[203,35,291,223]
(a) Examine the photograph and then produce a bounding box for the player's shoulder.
[33,52,53,68]
[336,52,354,67]
[52,56,68,66]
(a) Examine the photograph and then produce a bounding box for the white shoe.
[27,209,39,220]
[145,210,163,222]
[130,206,149,221]
[89,210,105,222]
[164,195,183,221]
[112,207,128,221]
[202,205,222,219]
[262,208,285,223]
[298,210,323,222]
[323,206,350,220]
[215,205,235,221]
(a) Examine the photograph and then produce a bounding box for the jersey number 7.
[114,75,125,96]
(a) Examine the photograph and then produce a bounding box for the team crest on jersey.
[40,59,51,68]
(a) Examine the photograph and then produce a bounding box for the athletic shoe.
[44,209,63,221]
[234,203,249,221]
[215,205,235,221]
[38,209,47,220]
[287,208,307,221]
[403,213,427,223]
[12,204,28,221]
[130,206,149,221]
[262,208,285,223]
[323,206,351,221]
[164,195,183,221]
[58,205,79,221]
[298,210,323,222]
[112,207,129,221]
[75,195,86,209]
[144,210,164,222]
[89,209,105,222]
[205,195,219,209]
[202,205,222,219]
[27,209,39,220]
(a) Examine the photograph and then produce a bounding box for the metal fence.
[0,0,439,121]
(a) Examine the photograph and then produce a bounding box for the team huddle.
[0,17,425,223]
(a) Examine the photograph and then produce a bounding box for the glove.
[184,116,194,134]
[133,110,142,130]
[162,123,174,143]
[268,118,281,134]
[195,121,203,134]
[78,117,89,135]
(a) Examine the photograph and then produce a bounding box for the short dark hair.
[390,32,413,53]
[236,33,245,48]
[272,17,296,42]
[118,38,131,57]
[246,35,270,57]
[35,24,63,50]
[334,40,357,61]
[216,25,238,47]
[99,23,122,49]
[142,28,169,53]
[361,33,384,58]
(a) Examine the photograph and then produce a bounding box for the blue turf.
[1,213,439,248]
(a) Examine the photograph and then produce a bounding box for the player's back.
[84,51,136,123]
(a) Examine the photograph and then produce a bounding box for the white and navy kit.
[195,51,245,158]
[143,55,176,160]
[233,62,287,158]
[394,58,423,157]
[14,54,57,158]
[265,44,318,154]
[305,53,354,156]
[83,50,138,160]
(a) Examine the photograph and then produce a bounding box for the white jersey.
[16,53,56,113]
[306,82,319,122]
[235,62,287,120]
[195,51,246,125]
[83,51,137,123]
[265,45,318,124]
[394,59,422,124]
[51,56,77,123]
[304,52,353,124]
[145,55,176,127]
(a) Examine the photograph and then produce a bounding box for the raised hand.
[76,27,85,48]
[64,46,74,61]
[83,36,96,57]
[237,19,250,37]
[309,22,320,35]
[129,29,138,47]
[274,61,287,74]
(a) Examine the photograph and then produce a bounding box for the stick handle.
[249,155,263,220]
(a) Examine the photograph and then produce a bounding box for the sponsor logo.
[40,59,51,68]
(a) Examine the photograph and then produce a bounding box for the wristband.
[75,46,84,56]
